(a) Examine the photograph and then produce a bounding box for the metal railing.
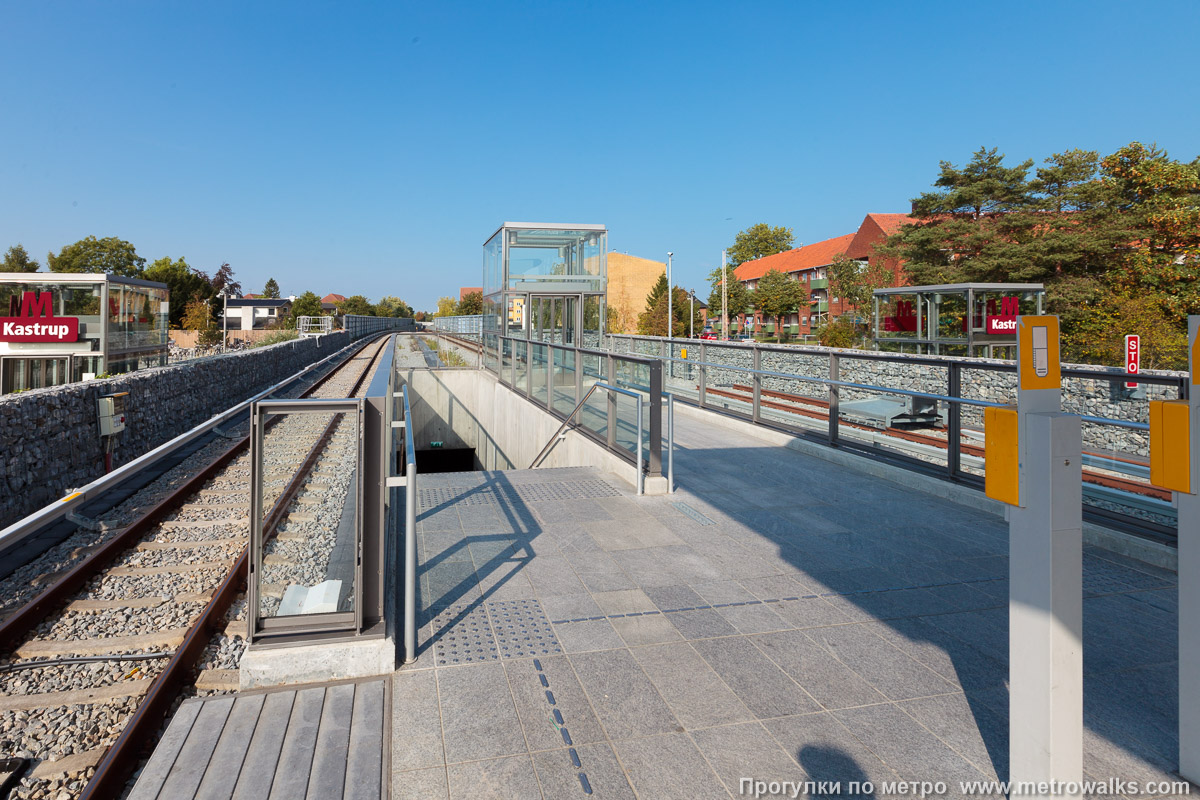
[483,332,664,482]
[343,314,415,339]
[606,333,1184,542]
[529,381,647,493]
[431,315,484,335]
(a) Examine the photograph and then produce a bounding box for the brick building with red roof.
[733,213,914,337]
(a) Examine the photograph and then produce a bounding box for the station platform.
[392,413,1184,799]
[128,403,1184,799]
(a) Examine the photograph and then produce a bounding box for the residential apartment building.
[733,213,913,336]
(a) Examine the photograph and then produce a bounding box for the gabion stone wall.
[0,333,350,529]
[606,334,1182,458]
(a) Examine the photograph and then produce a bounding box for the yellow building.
[606,252,665,334]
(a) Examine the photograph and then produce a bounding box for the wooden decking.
[128,678,388,800]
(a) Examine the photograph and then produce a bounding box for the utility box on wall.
[97,392,128,436]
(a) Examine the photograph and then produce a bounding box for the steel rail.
[79,333,389,800]
[0,333,390,800]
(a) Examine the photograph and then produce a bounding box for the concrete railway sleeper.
[0,334,392,800]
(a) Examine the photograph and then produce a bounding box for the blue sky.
[2,1,1197,311]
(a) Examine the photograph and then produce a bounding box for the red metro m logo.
[985,296,1019,334]
[1,292,80,343]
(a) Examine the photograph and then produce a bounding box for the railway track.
[0,334,392,800]
[706,382,1168,502]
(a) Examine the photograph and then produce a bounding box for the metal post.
[1180,317,1200,782]
[1008,315,1082,796]
[721,249,729,341]
[403,447,417,663]
[699,343,707,408]
[828,353,840,445]
[690,291,694,339]
[947,362,962,479]
[574,347,583,411]
[648,360,663,477]
[752,344,762,424]
[635,395,644,496]
[667,393,675,493]
[222,290,228,352]
[606,353,617,451]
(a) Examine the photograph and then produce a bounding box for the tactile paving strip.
[429,600,561,665]
[430,604,498,665]
[419,487,499,508]
[418,479,619,510]
[487,599,562,659]
[510,480,619,503]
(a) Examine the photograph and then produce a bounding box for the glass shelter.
[483,222,608,351]
[872,283,1046,359]
[0,273,169,394]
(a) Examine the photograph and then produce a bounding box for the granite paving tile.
[570,648,680,740]
[691,636,820,718]
[445,755,541,800]
[630,642,754,729]
[803,624,958,700]
[530,743,637,799]
[691,722,809,798]
[612,733,729,800]
[750,629,888,710]
[436,662,527,763]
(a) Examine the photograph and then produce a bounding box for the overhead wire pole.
[721,249,728,340]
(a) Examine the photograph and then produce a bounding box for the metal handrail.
[662,354,1153,431]
[0,334,360,552]
[664,392,675,493]
[609,332,1188,387]
[401,383,418,664]
[529,381,645,495]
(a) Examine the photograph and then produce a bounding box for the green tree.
[879,147,1037,286]
[3,244,40,272]
[637,285,702,337]
[727,223,795,267]
[337,295,375,316]
[374,296,413,318]
[706,265,754,325]
[753,269,804,338]
[209,262,242,298]
[289,291,323,326]
[435,296,457,317]
[181,297,213,331]
[816,317,860,348]
[143,257,212,328]
[262,278,281,299]
[827,254,892,317]
[48,236,146,276]
[456,291,482,316]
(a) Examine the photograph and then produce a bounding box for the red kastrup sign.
[985,296,1020,334]
[0,292,80,343]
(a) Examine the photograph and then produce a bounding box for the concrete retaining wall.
[403,369,648,491]
[0,332,350,528]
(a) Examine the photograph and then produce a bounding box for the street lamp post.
[721,249,729,340]
[220,289,229,353]
[689,290,695,339]
[666,252,673,341]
